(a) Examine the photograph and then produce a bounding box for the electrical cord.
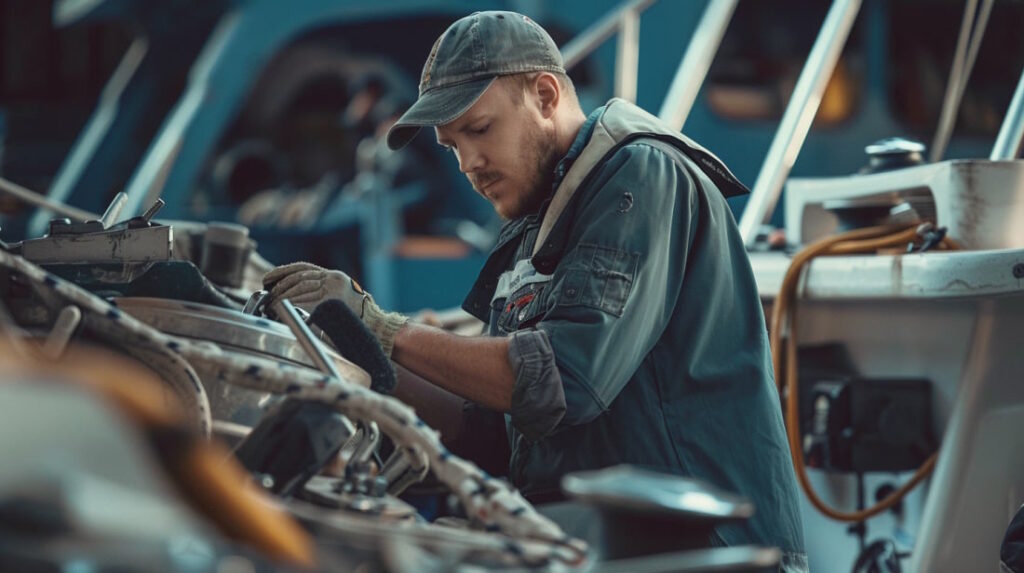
[770,223,958,522]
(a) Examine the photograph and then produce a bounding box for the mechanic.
[264,11,806,569]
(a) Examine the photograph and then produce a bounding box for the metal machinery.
[0,188,793,570]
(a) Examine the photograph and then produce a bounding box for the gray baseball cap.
[385,11,565,150]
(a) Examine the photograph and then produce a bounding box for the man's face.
[435,79,560,220]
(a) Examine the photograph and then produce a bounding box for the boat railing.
[737,0,862,247]
[560,0,737,131]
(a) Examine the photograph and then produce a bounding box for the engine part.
[111,296,370,425]
[0,248,590,567]
[199,222,255,289]
[233,398,356,497]
[561,465,754,560]
[21,223,173,264]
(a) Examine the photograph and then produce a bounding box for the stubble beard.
[501,124,561,220]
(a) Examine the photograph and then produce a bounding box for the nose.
[456,144,484,174]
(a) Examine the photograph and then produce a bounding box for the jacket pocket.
[553,243,638,317]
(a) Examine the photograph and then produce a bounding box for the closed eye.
[469,124,490,136]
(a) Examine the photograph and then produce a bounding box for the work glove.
[263,262,408,358]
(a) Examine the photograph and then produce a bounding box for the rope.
[0,248,588,567]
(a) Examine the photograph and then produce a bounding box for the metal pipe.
[98,192,128,228]
[614,8,640,102]
[272,299,342,381]
[140,198,165,222]
[272,299,357,441]
[380,449,428,496]
[42,305,82,360]
[991,67,1024,160]
[737,0,862,246]
[0,177,99,223]
[930,0,990,162]
[350,421,380,465]
[658,0,738,131]
[561,0,656,71]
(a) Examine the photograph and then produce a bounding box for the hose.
[770,223,958,522]
[0,343,316,568]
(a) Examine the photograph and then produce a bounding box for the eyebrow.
[436,115,492,145]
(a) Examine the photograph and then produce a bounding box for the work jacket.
[462,99,806,560]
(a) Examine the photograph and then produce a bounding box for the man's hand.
[263,262,408,357]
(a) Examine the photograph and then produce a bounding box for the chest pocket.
[495,281,550,335]
[550,243,638,317]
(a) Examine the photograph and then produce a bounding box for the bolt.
[256,473,275,489]
[1014,263,1024,279]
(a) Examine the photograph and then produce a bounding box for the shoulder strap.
[533,99,748,256]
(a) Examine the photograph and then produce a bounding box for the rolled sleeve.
[507,328,566,441]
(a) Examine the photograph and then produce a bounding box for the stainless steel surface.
[864,137,925,156]
[784,159,1024,249]
[562,466,754,520]
[560,0,656,70]
[0,176,99,222]
[613,8,639,103]
[111,297,369,386]
[20,225,173,263]
[992,67,1024,160]
[98,192,128,229]
[242,290,270,315]
[657,0,738,131]
[42,305,82,359]
[737,0,862,246]
[272,299,343,381]
[111,297,370,424]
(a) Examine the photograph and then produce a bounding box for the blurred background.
[0,0,1022,312]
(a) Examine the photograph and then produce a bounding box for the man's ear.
[534,73,560,119]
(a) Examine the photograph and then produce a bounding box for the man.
[264,10,806,569]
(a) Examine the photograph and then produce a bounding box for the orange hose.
[771,224,955,522]
[0,344,317,567]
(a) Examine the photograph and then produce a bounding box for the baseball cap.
[385,11,565,150]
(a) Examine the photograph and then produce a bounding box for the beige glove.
[263,262,408,357]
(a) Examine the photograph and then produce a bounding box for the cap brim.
[386,76,497,150]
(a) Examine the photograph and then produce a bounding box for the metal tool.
[98,192,129,229]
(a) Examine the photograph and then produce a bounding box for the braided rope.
[0,249,588,566]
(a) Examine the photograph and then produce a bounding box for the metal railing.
[560,0,656,103]
[561,0,738,127]
[991,67,1024,160]
[737,0,862,246]
[658,0,738,131]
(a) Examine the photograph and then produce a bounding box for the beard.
[468,120,561,218]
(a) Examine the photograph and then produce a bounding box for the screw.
[256,473,275,489]
[1014,263,1024,279]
